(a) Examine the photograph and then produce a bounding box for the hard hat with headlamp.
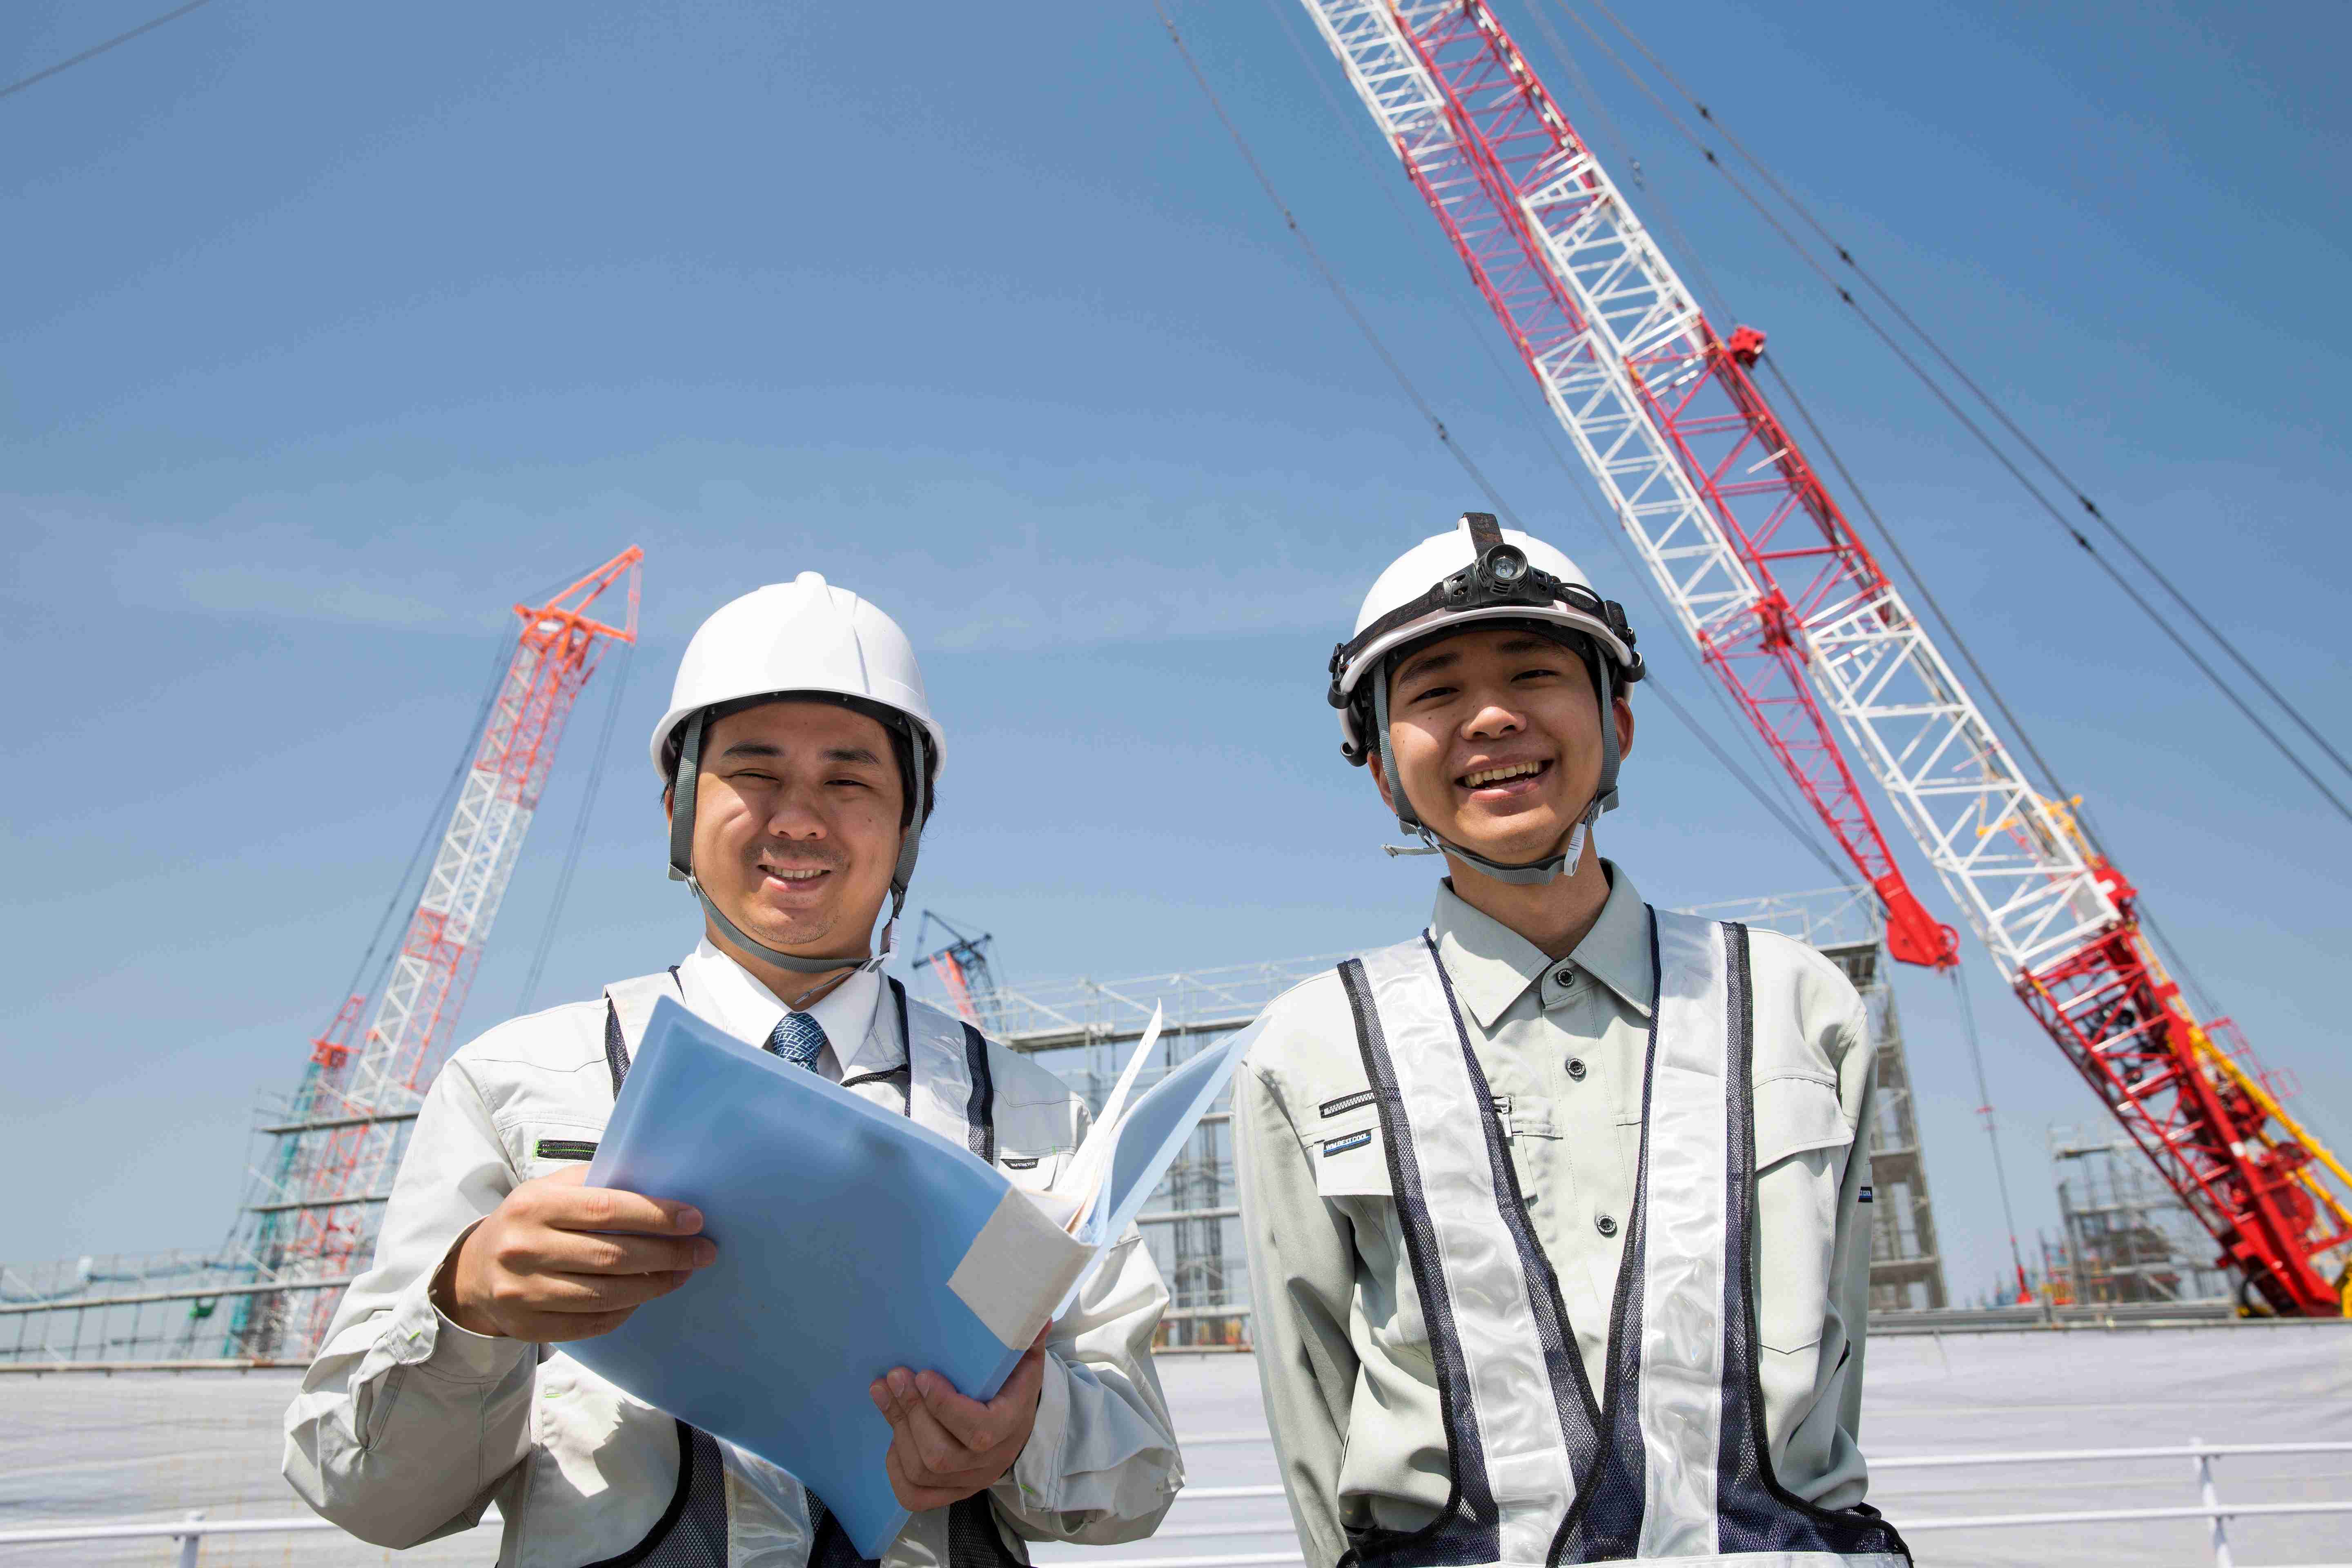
[651,572,943,973]
[1327,512,1643,884]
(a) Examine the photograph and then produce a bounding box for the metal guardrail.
[3,1439,2345,1564]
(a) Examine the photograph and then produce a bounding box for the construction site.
[4,2,2348,1566]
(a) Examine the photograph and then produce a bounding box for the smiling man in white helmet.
[1234,516,1908,1566]
[288,573,1183,1568]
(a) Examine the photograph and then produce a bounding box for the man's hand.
[868,1331,1051,1511]
[433,1166,716,1343]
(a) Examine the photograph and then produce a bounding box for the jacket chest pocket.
[1312,1109,1391,1199]
[1752,1076,1854,1354]
[1310,1109,1432,1359]
[509,1121,609,1183]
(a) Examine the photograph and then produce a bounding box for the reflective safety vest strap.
[1340,937,1594,1568]
[897,978,998,1162]
[1628,910,1735,1556]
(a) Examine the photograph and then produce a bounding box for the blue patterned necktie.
[766,1009,829,1073]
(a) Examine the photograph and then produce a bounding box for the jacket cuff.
[384,1232,530,1383]
[996,1347,1074,1512]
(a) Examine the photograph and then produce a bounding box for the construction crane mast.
[914,911,1001,1030]
[1291,0,2351,1312]
[227,548,643,1357]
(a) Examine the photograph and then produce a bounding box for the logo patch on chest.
[1002,1156,1041,1171]
[535,1138,598,1161]
[1858,1185,1874,1204]
[1323,1130,1374,1156]
[1319,1090,1376,1118]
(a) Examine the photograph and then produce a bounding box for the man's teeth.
[767,867,828,881]
[1464,761,1544,788]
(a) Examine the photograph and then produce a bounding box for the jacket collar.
[1430,860,1655,1031]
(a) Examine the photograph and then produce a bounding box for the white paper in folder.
[569,996,1258,1559]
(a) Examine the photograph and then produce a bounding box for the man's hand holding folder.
[429,1167,717,1343]
[871,1326,1051,1510]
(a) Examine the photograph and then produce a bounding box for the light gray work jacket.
[284,954,1182,1568]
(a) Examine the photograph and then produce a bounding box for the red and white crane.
[229,548,642,1357]
[1292,0,2351,1313]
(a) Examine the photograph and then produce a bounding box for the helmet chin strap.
[1372,656,1620,886]
[665,706,929,977]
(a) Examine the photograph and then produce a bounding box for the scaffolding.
[2048,1128,2231,1306]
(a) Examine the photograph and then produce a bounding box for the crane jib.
[1288,0,2350,1314]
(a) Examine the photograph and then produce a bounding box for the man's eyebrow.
[1392,647,1460,686]
[716,742,885,766]
[1496,634,1557,656]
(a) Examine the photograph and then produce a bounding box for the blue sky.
[4,0,2346,1307]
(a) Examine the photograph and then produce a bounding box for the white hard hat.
[1326,513,1642,885]
[651,572,943,780]
[1329,514,1638,759]
[656,572,942,973]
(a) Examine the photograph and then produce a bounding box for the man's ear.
[1368,748,1394,814]
[1613,694,1635,762]
[662,784,674,822]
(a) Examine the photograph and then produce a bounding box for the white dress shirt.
[679,939,891,1082]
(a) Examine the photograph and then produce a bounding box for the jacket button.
[1595,1214,1618,1238]
[1554,968,1576,987]
[1566,1057,1588,1081]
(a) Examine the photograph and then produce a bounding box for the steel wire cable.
[1523,0,2100,852]
[1528,0,2118,887]
[1262,0,1840,863]
[1528,0,2347,998]
[1579,0,2352,792]
[1156,0,1848,882]
[0,0,219,102]
[1523,2,2344,1189]
[1757,358,2086,819]
[1152,1,1523,528]
[1542,1,2352,830]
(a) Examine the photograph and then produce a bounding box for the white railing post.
[173,1510,204,1568]
[2194,1438,2232,1568]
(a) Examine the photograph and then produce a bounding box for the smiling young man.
[1234,517,1909,1567]
[287,574,1182,1567]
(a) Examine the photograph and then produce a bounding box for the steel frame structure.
[226,549,642,1356]
[1292,0,2351,1312]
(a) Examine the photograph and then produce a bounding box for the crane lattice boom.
[1294,0,2351,1312]
[229,548,642,1357]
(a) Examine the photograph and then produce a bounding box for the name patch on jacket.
[535,1138,598,1161]
[1323,1130,1374,1156]
[1319,1090,1376,1118]
[1002,1156,1041,1171]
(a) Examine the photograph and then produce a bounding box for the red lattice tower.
[230,549,642,1357]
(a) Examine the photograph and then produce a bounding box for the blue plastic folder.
[570,996,1256,1557]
